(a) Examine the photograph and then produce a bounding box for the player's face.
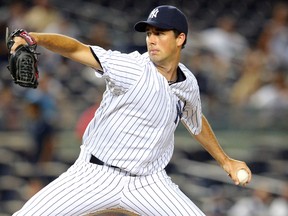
[146,26,183,65]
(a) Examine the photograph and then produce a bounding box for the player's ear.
[176,33,186,48]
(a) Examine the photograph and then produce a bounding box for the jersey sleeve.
[181,96,202,135]
[179,65,203,135]
[89,46,143,95]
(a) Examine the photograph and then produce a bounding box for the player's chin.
[149,54,162,64]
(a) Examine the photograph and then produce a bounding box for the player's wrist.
[218,155,231,168]
[29,32,38,43]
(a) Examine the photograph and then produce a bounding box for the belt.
[90,155,119,169]
[89,155,136,177]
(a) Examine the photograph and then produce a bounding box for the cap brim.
[134,21,173,32]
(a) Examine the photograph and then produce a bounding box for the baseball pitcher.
[9,5,252,216]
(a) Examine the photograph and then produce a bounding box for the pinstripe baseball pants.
[13,147,205,216]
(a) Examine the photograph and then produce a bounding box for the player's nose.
[147,34,157,45]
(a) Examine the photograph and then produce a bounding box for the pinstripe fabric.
[13,47,204,215]
[83,47,202,176]
[14,147,205,215]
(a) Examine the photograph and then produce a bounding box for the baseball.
[237,169,249,184]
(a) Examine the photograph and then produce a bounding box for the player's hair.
[173,29,186,49]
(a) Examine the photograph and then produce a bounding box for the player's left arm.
[192,115,252,186]
[10,32,102,71]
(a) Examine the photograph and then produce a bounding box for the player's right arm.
[11,33,102,71]
[192,115,252,185]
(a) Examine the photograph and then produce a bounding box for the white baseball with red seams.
[237,169,249,184]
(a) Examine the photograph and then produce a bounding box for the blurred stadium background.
[0,0,288,215]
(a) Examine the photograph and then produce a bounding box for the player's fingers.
[232,174,241,186]
[227,172,240,185]
[246,168,252,183]
[10,37,26,53]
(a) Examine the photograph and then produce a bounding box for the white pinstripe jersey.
[82,46,202,176]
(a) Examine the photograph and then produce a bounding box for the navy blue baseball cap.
[134,5,188,36]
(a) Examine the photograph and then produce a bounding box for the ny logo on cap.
[148,8,159,19]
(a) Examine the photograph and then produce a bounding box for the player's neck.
[153,49,181,82]
[156,64,178,83]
